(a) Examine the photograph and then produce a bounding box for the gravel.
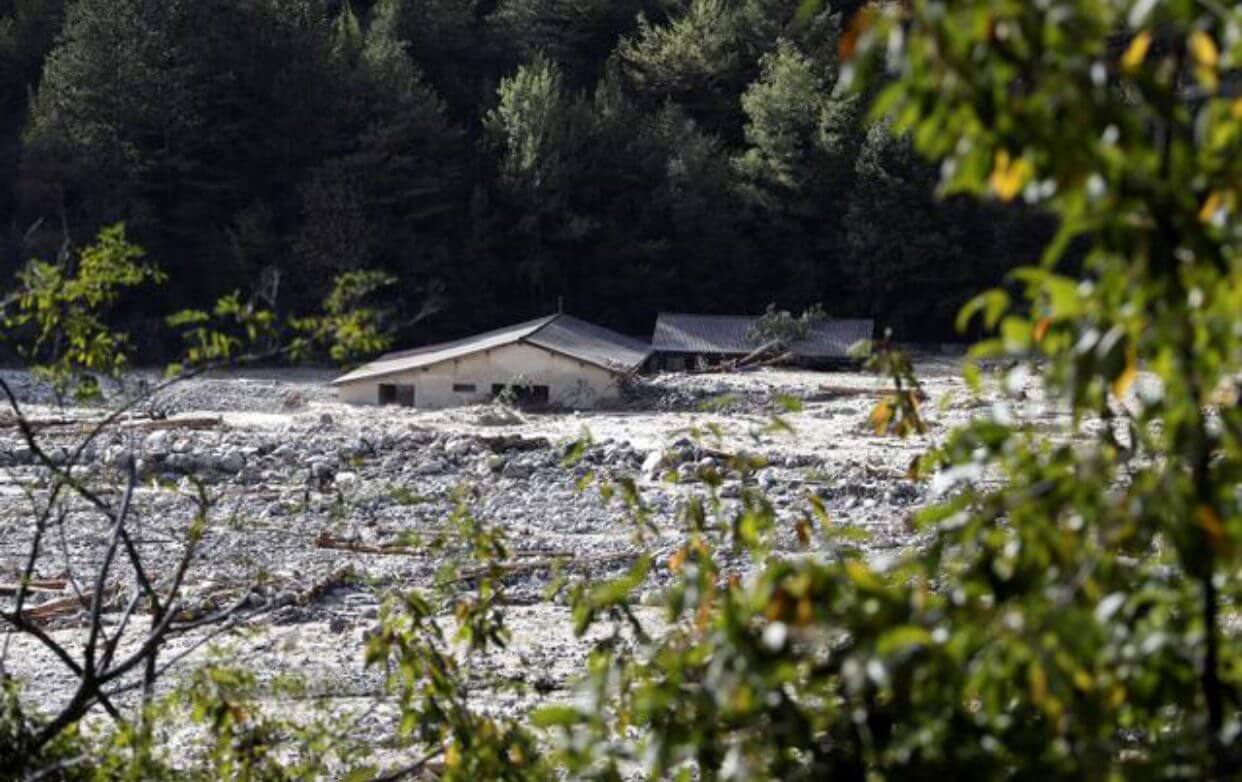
[0,356,1036,754]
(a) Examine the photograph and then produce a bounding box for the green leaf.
[530,705,584,728]
[876,625,933,655]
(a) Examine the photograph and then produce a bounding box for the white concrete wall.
[336,342,624,409]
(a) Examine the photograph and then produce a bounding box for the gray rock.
[335,471,359,491]
[144,430,170,455]
[503,460,535,479]
[641,450,664,478]
[217,450,246,474]
[309,459,335,482]
[414,459,447,476]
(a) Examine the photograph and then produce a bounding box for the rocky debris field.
[0,357,1028,756]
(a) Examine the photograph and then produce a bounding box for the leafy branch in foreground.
[534,2,1240,779]
[0,224,400,778]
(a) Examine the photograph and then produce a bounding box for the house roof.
[652,313,874,359]
[333,314,651,385]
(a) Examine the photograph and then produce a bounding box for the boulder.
[144,430,170,455]
[217,450,245,474]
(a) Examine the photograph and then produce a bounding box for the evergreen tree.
[733,37,859,306]
[491,0,658,87]
[844,123,1008,336]
[486,55,596,308]
[296,0,466,306]
[24,0,203,256]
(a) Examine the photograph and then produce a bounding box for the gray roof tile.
[652,313,873,359]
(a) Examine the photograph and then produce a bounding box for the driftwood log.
[0,579,68,597]
[0,415,222,433]
[813,385,928,402]
[12,592,95,625]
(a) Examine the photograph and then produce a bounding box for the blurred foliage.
[530,2,1241,779]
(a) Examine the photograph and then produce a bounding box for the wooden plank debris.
[0,579,68,597]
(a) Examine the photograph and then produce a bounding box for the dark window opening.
[453,383,477,393]
[378,384,415,407]
[492,383,550,406]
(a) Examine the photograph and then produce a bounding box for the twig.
[369,746,447,782]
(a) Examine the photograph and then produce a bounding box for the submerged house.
[651,313,874,371]
[333,314,651,409]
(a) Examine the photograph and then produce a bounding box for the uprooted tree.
[2,0,1240,779]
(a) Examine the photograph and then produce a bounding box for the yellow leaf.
[1121,30,1151,72]
[668,547,687,574]
[446,741,461,768]
[1028,662,1048,705]
[870,399,894,435]
[838,6,874,61]
[1111,342,1138,398]
[795,517,812,546]
[1200,191,1224,223]
[845,559,882,590]
[1188,30,1219,68]
[1189,30,1220,91]
[796,596,814,627]
[1032,317,1052,344]
[990,149,1032,202]
[1233,98,1242,120]
[1109,684,1127,708]
[1195,505,1232,556]
[766,589,793,621]
[1199,190,1234,224]
[1073,669,1094,691]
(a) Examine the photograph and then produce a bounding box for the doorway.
[378,384,415,407]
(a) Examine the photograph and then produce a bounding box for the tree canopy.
[0,0,1047,348]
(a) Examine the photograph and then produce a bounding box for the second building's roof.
[652,313,874,359]
[333,314,652,385]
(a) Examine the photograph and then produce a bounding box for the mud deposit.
[1,357,1033,760]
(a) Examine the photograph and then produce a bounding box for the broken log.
[314,532,423,557]
[0,414,221,433]
[479,434,550,454]
[120,416,222,432]
[735,351,794,372]
[315,532,580,564]
[0,579,68,597]
[813,385,928,402]
[449,551,636,584]
[16,592,94,624]
[0,415,97,431]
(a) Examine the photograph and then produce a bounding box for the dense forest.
[0,0,1049,349]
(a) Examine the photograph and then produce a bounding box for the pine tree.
[24,0,202,244]
[491,0,658,87]
[844,123,1006,336]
